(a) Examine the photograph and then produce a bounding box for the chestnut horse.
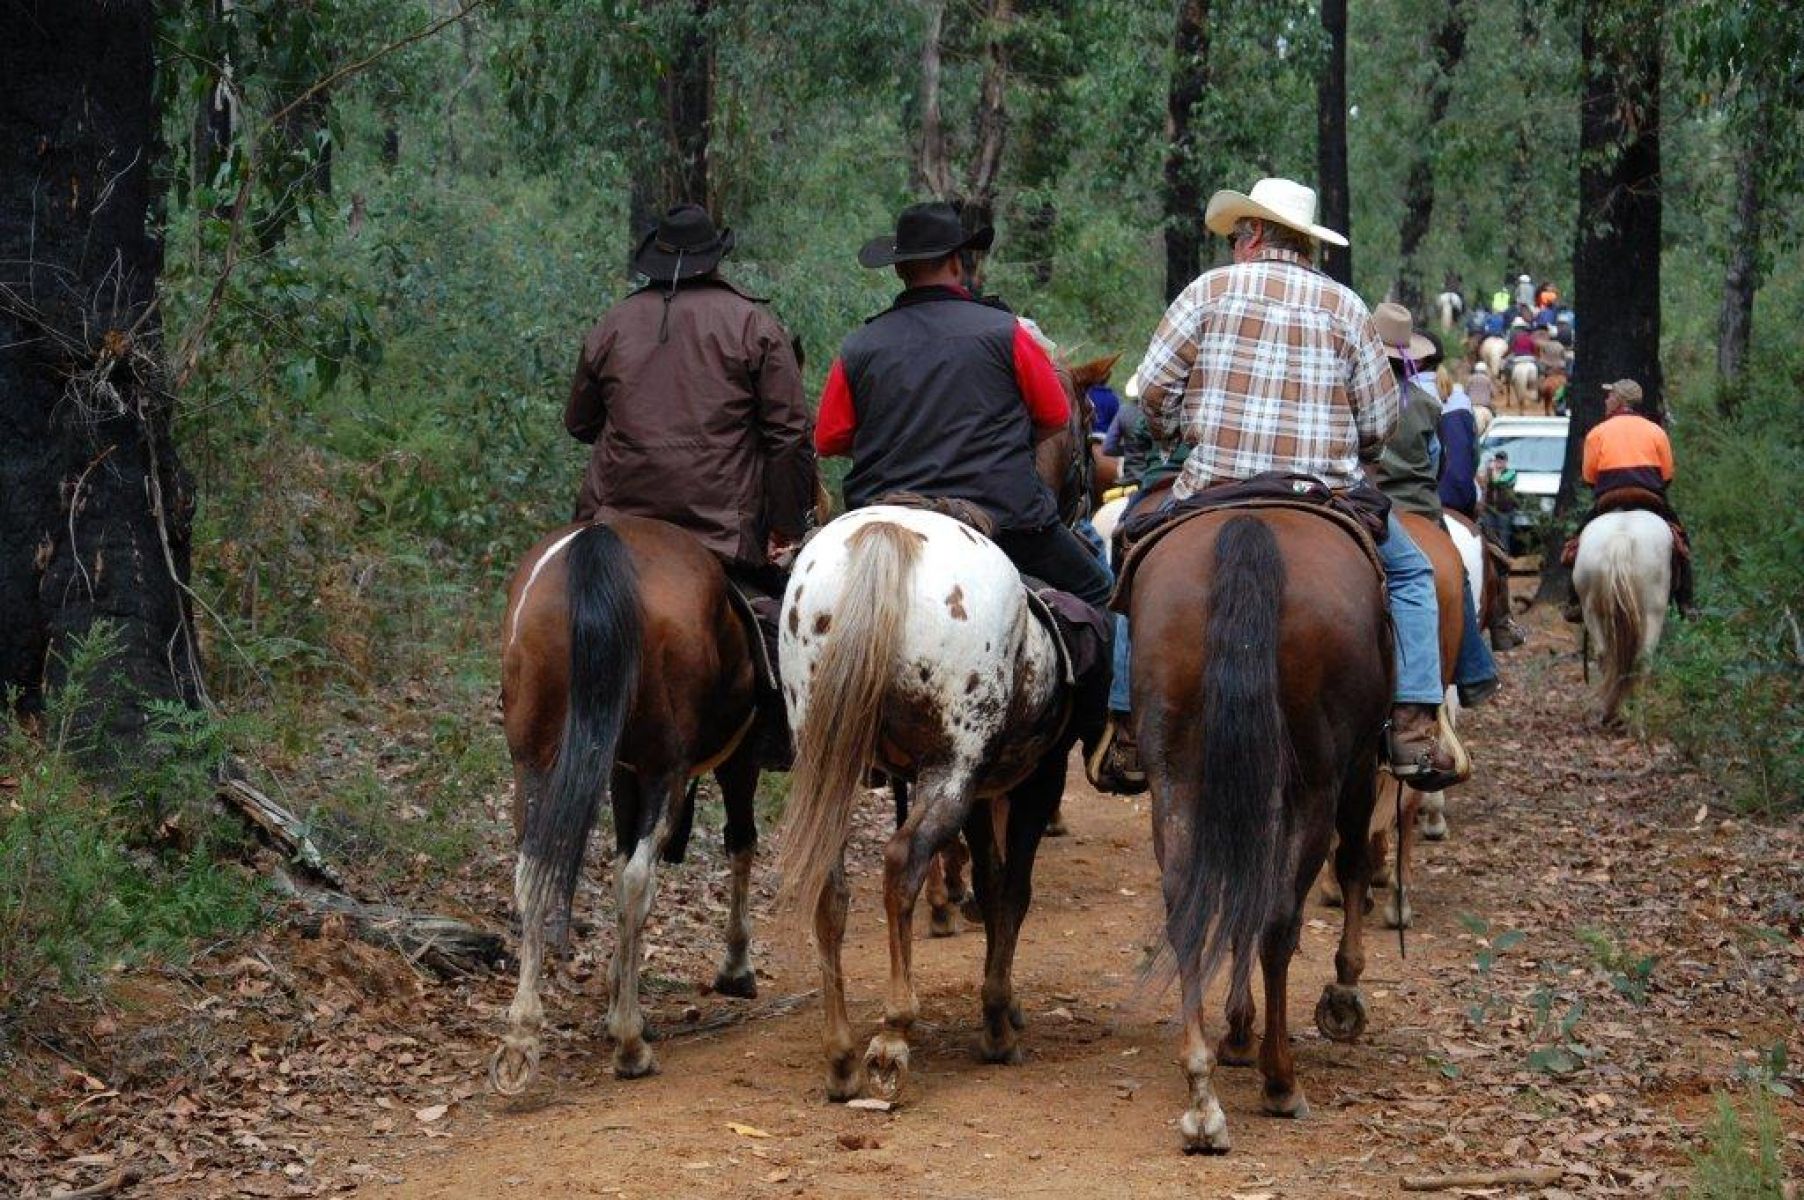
[1128,510,1387,1153]
[776,506,1077,1102]
[490,518,765,1094]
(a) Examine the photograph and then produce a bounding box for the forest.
[2,0,1801,1195]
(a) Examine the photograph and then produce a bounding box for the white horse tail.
[1510,359,1539,410]
[775,520,920,925]
[1591,536,1645,722]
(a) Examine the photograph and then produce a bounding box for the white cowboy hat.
[1204,177,1348,248]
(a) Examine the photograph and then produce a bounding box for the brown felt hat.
[1603,378,1644,407]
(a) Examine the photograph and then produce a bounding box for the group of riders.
[562,179,1690,808]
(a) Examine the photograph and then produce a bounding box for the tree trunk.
[1163,0,1210,302]
[1394,0,1468,317]
[1543,0,1663,594]
[1316,0,1352,285]
[1714,102,1768,412]
[662,0,713,206]
[963,0,1015,238]
[0,0,201,737]
[915,0,953,198]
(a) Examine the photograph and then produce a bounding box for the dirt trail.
[355,619,1802,1200]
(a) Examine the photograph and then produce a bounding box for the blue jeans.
[1381,512,1445,705]
[1455,576,1496,689]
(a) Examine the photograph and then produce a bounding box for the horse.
[1127,509,1387,1153]
[1040,352,1119,528]
[1478,335,1507,380]
[1092,493,1131,565]
[1574,510,1672,724]
[775,506,1077,1102]
[490,518,766,1094]
[1508,358,1540,413]
[1322,511,1466,930]
[1435,290,1463,331]
[1539,368,1567,417]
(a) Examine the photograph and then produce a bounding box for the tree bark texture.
[662,0,713,206]
[1163,0,1210,302]
[1316,0,1352,285]
[915,0,953,198]
[1394,0,1468,317]
[1714,101,1769,409]
[963,0,1015,237]
[1544,0,1663,592]
[0,1,201,735]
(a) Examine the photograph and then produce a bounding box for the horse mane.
[1064,352,1122,392]
[774,520,922,929]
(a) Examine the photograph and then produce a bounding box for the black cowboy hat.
[632,203,735,283]
[858,201,994,269]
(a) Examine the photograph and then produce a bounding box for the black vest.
[839,288,1056,532]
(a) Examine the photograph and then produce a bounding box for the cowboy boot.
[1673,554,1697,619]
[1387,703,1470,793]
[1085,714,1147,796]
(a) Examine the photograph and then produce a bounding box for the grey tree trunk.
[1163,0,1211,302]
[1714,104,1768,412]
[1316,0,1352,285]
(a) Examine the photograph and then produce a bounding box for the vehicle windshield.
[1481,433,1567,474]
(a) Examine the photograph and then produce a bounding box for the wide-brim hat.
[859,201,994,268]
[632,203,734,282]
[1204,177,1348,248]
[1603,378,1644,407]
[1373,302,1437,361]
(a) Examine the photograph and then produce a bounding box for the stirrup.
[1084,719,1147,796]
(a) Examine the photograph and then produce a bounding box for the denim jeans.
[1454,576,1497,689]
[1381,512,1446,705]
[993,522,1114,610]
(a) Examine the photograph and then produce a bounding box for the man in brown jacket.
[566,204,816,592]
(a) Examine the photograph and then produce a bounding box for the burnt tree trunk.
[1163,0,1210,301]
[1315,0,1352,285]
[662,0,713,206]
[0,1,201,736]
[1394,0,1468,317]
[1714,101,1769,412]
[1543,0,1663,595]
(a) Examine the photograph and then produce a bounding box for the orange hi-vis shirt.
[1582,411,1673,495]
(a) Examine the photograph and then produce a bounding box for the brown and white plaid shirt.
[1137,246,1399,498]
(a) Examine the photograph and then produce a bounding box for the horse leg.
[1217,950,1259,1067]
[976,761,1059,1064]
[607,770,679,1079]
[1385,786,1421,930]
[1177,961,1231,1153]
[865,766,972,1101]
[814,858,859,1101]
[925,850,957,938]
[1420,787,1449,841]
[492,836,551,1095]
[712,746,760,998]
[1257,903,1309,1118]
[1318,776,1377,1046]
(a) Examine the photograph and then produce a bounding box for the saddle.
[873,490,997,539]
[1111,472,1389,615]
[1559,487,1691,568]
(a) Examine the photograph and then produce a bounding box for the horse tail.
[1167,515,1288,999]
[1593,527,1644,719]
[774,520,920,924]
[515,524,642,936]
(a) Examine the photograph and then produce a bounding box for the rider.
[1560,378,1695,619]
[565,202,816,683]
[1089,177,1469,794]
[814,200,1114,730]
[1370,304,1498,708]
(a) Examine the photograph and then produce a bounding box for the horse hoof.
[1263,1087,1310,1120]
[488,1036,539,1096]
[1216,1036,1256,1068]
[1179,1103,1231,1154]
[929,910,959,938]
[1421,814,1449,842]
[959,897,983,925]
[862,1035,910,1102]
[712,968,758,999]
[1045,816,1069,838]
[1318,881,1344,909]
[1383,898,1414,931]
[1314,984,1368,1043]
[826,1055,864,1103]
[978,1033,1024,1065]
[613,1042,658,1080]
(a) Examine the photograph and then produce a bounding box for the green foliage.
[1,632,264,1022]
[1689,1090,1788,1199]
[1576,926,1656,1005]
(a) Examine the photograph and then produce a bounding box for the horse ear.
[1067,352,1123,389]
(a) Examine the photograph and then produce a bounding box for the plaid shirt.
[1137,247,1399,497]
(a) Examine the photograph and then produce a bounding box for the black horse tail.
[1168,515,1288,1001]
[516,524,642,934]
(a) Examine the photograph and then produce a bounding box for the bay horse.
[490,517,765,1094]
[1574,510,1672,724]
[1322,511,1465,930]
[775,506,1076,1102]
[1127,510,1387,1153]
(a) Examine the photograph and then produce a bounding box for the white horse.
[1478,335,1508,380]
[775,506,1076,1103]
[1509,358,1540,412]
[1435,290,1464,330]
[1573,511,1672,724]
[1409,515,1487,846]
[1091,493,1130,565]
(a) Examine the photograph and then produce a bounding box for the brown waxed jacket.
[566,276,815,569]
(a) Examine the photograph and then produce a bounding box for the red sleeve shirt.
[812,314,1073,458]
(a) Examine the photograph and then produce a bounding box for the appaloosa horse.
[776,506,1078,1102]
[1125,508,1388,1153]
[1575,509,1672,724]
[490,518,766,1094]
